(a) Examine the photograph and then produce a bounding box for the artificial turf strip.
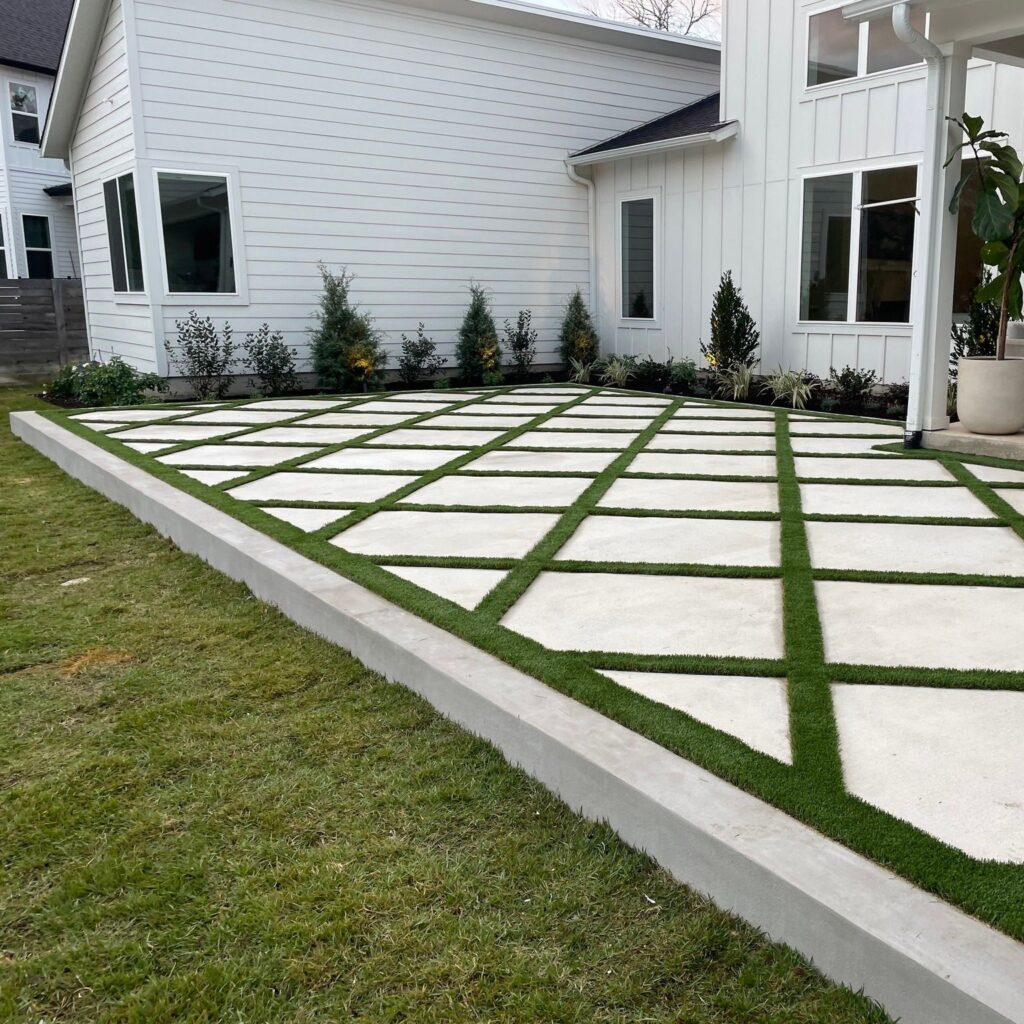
[4,390,902,1024]
[36,395,1024,941]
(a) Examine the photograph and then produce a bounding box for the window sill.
[160,292,249,306]
[795,320,912,330]
[113,292,150,306]
[803,62,926,96]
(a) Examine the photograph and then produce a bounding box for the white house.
[0,0,79,280]
[39,0,1024,436]
[39,0,719,374]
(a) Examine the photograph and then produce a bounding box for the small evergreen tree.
[558,288,599,366]
[399,323,446,386]
[309,263,383,391]
[504,309,537,381]
[456,284,501,385]
[244,323,298,396]
[702,271,759,371]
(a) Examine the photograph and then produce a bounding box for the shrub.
[568,356,599,384]
[702,271,760,372]
[763,366,815,409]
[244,323,298,397]
[828,365,878,409]
[456,284,501,385]
[634,355,671,391]
[821,396,841,413]
[558,288,599,365]
[504,309,538,381]
[949,271,999,382]
[600,355,637,388]
[165,311,235,399]
[309,263,384,392]
[669,357,698,394]
[346,340,388,391]
[44,357,167,407]
[715,363,754,401]
[398,323,446,386]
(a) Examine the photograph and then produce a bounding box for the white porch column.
[905,39,971,443]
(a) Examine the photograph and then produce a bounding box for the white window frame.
[152,166,247,304]
[103,171,146,295]
[7,79,41,147]
[804,2,930,93]
[0,208,13,278]
[22,214,53,279]
[796,160,922,328]
[616,190,660,325]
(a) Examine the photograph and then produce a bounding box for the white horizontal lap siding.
[69,0,155,370]
[132,0,717,371]
[7,171,79,277]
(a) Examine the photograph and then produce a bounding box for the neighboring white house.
[40,0,719,374]
[0,0,79,280]
[568,0,1024,388]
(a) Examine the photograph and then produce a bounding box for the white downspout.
[894,2,946,445]
[565,160,599,320]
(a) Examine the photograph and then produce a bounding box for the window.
[157,172,236,293]
[104,173,145,292]
[23,215,53,278]
[800,165,918,324]
[857,166,917,322]
[9,83,40,144]
[800,174,853,322]
[952,160,985,315]
[807,7,926,87]
[0,217,8,278]
[621,197,654,319]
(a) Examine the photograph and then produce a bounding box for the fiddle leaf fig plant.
[947,114,1024,360]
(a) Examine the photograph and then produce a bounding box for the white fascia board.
[566,121,738,168]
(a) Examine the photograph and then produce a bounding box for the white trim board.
[10,408,1024,1024]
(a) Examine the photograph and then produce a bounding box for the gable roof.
[570,93,732,163]
[0,0,75,75]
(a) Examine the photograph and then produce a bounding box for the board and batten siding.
[121,0,718,371]
[591,0,1024,381]
[68,0,158,370]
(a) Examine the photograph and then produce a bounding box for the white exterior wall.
[73,0,719,373]
[0,66,78,279]
[68,0,158,369]
[590,0,1024,381]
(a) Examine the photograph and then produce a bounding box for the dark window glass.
[621,198,654,319]
[800,174,853,321]
[13,114,40,144]
[857,167,917,323]
[0,251,7,278]
[104,173,145,292]
[158,172,235,293]
[867,7,926,74]
[952,161,985,315]
[23,215,50,250]
[808,9,860,86]
[26,250,53,278]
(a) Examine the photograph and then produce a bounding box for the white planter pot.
[957,356,1024,435]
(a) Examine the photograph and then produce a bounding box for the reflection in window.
[857,166,917,323]
[104,173,145,292]
[952,161,984,315]
[866,8,926,75]
[621,198,654,319]
[157,172,236,293]
[9,83,40,144]
[807,8,859,86]
[23,215,53,278]
[800,174,853,322]
[0,218,7,278]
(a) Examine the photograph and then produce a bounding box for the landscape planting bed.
[27,384,1024,942]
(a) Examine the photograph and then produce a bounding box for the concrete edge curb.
[12,409,1024,1024]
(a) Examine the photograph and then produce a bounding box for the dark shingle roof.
[0,0,75,75]
[573,93,728,159]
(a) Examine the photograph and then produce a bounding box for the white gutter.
[564,160,598,318]
[894,1,947,442]
[566,121,738,168]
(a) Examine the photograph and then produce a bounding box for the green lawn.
[0,385,889,1022]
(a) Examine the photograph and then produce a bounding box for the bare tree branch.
[578,0,719,36]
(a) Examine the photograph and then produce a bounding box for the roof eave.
[566,121,738,167]
[0,57,59,76]
[40,0,107,159]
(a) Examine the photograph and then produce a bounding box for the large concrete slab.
[604,671,792,763]
[502,572,784,658]
[304,447,468,471]
[411,474,592,508]
[227,471,416,504]
[968,464,1024,484]
[833,684,1024,862]
[599,477,779,513]
[232,427,372,445]
[817,580,1024,670]
[13,409,1024,1024]
[302,412,417,427]
[997,489,1024,515]
[179,409,299,425]
[460,449,618,473]
[794,457,952,482]
[366,428,505,447]
[800,484,992,519]
[789,421,903,437]
[158,444,320,468]
[629,452,778,477]
[108,424,237,442]
[71,408,180,423]
[507,430,638,449]
[385,565,507,609]
[646,433,777,453]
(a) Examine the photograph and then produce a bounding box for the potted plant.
[948,115,1024,434]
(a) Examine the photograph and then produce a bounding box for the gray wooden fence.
[0,279,88,374]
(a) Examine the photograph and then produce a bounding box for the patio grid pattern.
[57,382,1024,939]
